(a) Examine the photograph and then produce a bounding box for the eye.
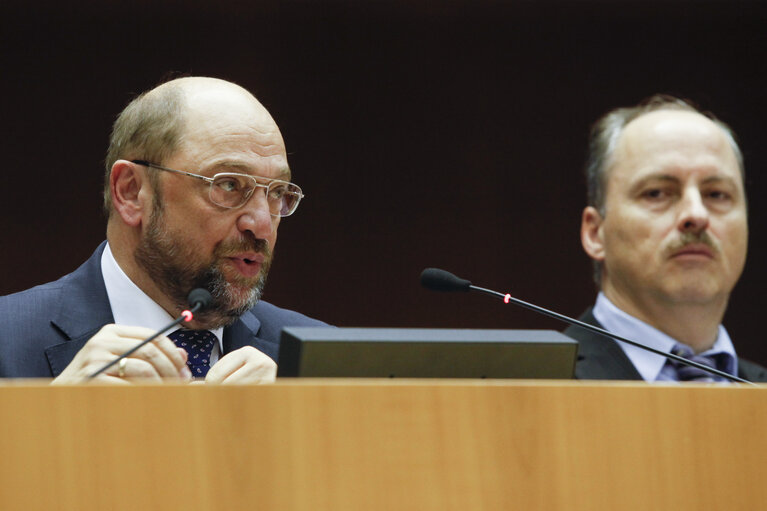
[640,188,668,200]
[705,189,732,201]
[213,176,245,193]
[267,183,289,200]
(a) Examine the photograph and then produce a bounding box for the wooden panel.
[0,380,765,510]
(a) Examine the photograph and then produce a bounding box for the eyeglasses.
[131,160,304,217]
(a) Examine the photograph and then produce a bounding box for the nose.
[235,188,276,240]
[677,188,709,234]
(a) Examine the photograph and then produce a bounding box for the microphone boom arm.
[469,284,752,385]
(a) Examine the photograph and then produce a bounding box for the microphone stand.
[469,284,753,385]
[420,268,753,385]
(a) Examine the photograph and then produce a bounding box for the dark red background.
[2,1,766,365]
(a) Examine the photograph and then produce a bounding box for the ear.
[110,160,151,227]
[581,206,605,262]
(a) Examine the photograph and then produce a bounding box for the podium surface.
[1,380,765,510]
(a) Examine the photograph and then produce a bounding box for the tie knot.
[670,344,727,382]
[169,329,216,346]
[670,344,695,359]
[169,329,216,378]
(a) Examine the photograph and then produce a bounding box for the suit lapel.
[222,307,279,362]
[567,308,643,380]
[44,243,115,376]
[223,310,260,353]
[574,335,644,380]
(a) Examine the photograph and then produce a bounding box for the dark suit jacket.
[0,242,327,378]
[564,308,767,382]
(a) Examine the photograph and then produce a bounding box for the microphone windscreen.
[187,288,213,309]
[420,268,472,292]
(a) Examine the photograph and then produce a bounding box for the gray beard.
[134,201,271,329]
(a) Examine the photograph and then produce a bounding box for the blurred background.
[2,0,766,364]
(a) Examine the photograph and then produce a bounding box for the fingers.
[125,337,189,378]
[53,324,192,384]
[111,354,191,383]
[205,346,277,385]
[105,327,191,380]
[112,357,163,383]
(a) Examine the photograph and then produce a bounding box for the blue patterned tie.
[169,329,217,378]
[670,344,728,382]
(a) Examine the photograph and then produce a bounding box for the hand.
[205,346,277,384]
[53,324,192,384]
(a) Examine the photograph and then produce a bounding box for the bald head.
[611,110,740,194]
[156,76,265,108]
[103,76,279,215]
[153,77,275,127]
[585,95,744,216]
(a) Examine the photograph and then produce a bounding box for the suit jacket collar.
[566,308,643,380]
[45,242,115,376]
[222,308,262,354]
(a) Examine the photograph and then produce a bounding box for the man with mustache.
[566,94,767,382]
[0,76,326,383]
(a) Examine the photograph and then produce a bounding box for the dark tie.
[169,329,217,378]
[670,344,728,382]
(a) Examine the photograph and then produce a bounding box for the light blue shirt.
[592,292,738,382]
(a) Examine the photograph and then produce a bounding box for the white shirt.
[100,243,223,364]
[592,292,738,382]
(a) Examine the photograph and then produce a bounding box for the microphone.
[88,288,213,379]
[187,288,213,310]
[419,268,753,385]
[421,267,471,292]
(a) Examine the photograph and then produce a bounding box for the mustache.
[215,237,272,259]
[665,231,720,257]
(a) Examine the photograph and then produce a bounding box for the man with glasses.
[567,95,767,382]
[0,76,326,383]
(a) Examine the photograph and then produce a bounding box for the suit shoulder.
[250,300,328,327]
[738,357,767,383]
[0,277,68,320]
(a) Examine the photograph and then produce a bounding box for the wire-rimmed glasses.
[131,160,304,217]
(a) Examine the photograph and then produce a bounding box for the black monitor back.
[277,327,577,379]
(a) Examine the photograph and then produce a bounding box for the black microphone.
[88,288,213,379]
[187,288,213,310]
[419,268,753,385]
[421,267,471,292]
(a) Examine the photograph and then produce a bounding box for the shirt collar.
[100,242,223,347]
[592,292,737,381]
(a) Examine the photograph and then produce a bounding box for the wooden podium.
[1,380,765,510]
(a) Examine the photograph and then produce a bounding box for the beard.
[134,197,272,329]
